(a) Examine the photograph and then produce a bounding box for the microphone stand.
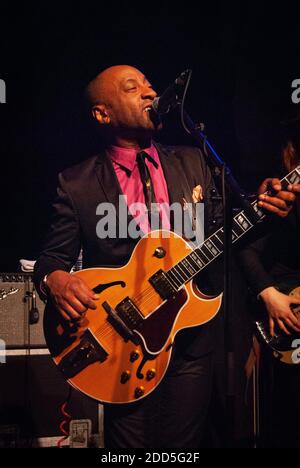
[182,110,259,224]
[181,109,260,447]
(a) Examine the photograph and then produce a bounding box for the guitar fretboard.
[165,165,300,291]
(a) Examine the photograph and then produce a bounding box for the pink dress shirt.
[107,143,170,234]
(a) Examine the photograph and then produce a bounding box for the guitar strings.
[88,263,190,342]
[89,282,181,343]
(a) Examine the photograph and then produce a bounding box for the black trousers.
[269,361,300,448]
[104,350,214,448]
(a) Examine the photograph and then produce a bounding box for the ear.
[92,104,111,125]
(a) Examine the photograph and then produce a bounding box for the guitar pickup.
[149,269,177,300]
[103,300,140,344]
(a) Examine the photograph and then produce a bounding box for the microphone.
[152,69,192,115]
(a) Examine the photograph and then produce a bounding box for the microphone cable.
[179,69,193,135]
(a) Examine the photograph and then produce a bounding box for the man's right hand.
[45,270,99,321]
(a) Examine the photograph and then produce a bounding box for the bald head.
[84,64,160,147]
[85,65,144,108]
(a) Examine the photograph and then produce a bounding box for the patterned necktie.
[136,151,157,223]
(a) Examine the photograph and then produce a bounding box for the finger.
[66,295,89,314]
[258,201,286,217]
[83,286,100,301]
[59,308,71,322]
[275,191,295,204]
[259,194,287,209]
[269,317,275,337]
[288,184,300,193]
[277,319,291,335]
[258,178,273,195]
[73,279,100,300]
[290,297,300,305]
[270,178,282,192]
[286,310,300,326]
[74,287,98,310]
[288,311,300,330]
[284,317,300,333]
[60,300,82,320]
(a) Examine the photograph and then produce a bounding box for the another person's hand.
[260,286,300,336]
[258,179,300,218]
[257,178,300,218]
[46,270,99,321]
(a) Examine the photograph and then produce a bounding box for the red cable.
[57,399,72,448]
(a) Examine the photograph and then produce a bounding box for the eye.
[126,86,137,92]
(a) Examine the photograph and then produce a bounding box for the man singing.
[34,65,299,448]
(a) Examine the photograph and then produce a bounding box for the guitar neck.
[165,165,300,290]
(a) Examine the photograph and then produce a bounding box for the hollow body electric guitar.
[255,283,300,365]
[44,166,300,404]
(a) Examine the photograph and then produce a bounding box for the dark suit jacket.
[238,197,300,295]
[34,142,223,356]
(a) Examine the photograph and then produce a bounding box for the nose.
[141,85,157,101]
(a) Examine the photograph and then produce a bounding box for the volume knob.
[120,371,131,384]
[134,387,145,399]
[146,368,156,381]
[130,350,140,362]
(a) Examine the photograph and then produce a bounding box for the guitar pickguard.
[135,288,188,355]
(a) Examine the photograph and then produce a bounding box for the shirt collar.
[108,143,159,175]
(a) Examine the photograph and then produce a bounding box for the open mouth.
[142,105,162,127]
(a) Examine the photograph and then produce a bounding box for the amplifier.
[0,273,46,348]
[0,274,104,448]
[0,352,103,446]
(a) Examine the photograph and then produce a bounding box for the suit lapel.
[154,142,185,205]
[155,142,197,237]
[94,150,138,232]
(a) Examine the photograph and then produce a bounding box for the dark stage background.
[0,1,299,269]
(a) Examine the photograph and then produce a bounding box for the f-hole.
[93,281,126,294]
